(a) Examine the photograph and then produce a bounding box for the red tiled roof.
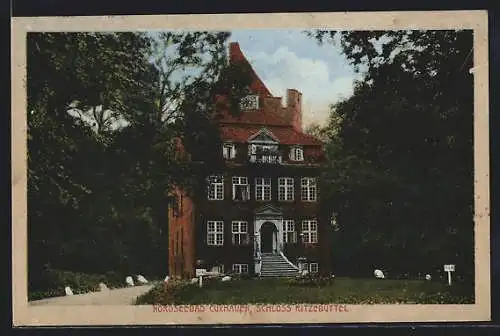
[220,125,323,146]
[219,43,323,147]
[218,109,290,126]
[229,42,272,97]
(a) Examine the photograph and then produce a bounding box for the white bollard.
[64,286,73,296]
[374,269,385,279]
[137,275,148,284]
[125,276,135,286]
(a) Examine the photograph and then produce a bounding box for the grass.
[135,277,474,305]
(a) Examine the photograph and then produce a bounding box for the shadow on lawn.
[135,277,474,305]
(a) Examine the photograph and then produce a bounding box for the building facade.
[168,42,332,279]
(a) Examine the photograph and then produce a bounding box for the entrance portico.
[253,204,284,256]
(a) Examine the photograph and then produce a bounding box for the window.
[282,220,297,243]
[232,264,249,274]
[249,144,257,155]
[255,177,272,201]
[232,221,249,245]
[207,175,224,200]
[223,143,236,160]
[305,263,318,273]
[207,221,224,246]
[249,143,281,164]
[302,220,318,243]
[290,146,304,161]
[301,177,317,202]
[210,264,224,274]
[259,145,274,163]
[239,95,259,110]
[278,177,294,201]
[232,177,250,201]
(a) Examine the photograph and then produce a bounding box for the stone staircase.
[260,253,300,278]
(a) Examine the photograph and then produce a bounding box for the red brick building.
[168,42,332,279]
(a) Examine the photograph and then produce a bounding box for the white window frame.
[290,146,304,161]
[278,177,295,201]
[255,177,272,201]
[231,221,249,245]
[210,264,225,274]
[306,263,318,273]
[250,143,281,164]
[301,177,317,202]
[257,145,278,163]
[282,220,297,243]
[223,142,236,160]
[207,220,224,246]
[302,219,318,243]
[232,263,249,274]
[249,144,257,155]
[207,175,224,200]
[232,177,250,201]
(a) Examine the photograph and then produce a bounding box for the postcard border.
[11,10,490,326]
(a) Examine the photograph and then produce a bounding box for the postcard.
[11,10,490,326]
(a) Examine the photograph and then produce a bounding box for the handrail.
[279,251,299,270]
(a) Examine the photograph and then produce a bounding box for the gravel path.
[28,284,156,306]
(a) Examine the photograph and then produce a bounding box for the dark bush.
[28,268,129,301]
[287,274,335,287]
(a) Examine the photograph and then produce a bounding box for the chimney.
[286,89,303,131]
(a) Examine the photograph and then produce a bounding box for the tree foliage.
[308,30,474,278]
[27,31,244,292]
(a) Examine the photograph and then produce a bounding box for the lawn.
[135,277,474,305]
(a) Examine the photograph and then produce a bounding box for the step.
[261,267,297,271]
[261,269,298,272]
[261,270,299,274]
[260,253,299,278]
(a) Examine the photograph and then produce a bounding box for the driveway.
[28,284,156,306]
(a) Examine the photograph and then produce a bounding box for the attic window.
[239,95,259,111]
[290,146,304,162]
[223,143,236,160]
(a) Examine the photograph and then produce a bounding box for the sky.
[70,30,360,133]
[229,29,361,128]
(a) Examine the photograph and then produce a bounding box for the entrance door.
[260,222,275,253]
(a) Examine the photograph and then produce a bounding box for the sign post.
[196,269,206,288]
[443,264,455,285]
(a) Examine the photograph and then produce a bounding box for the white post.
[444,264,454,286]
[198,275,203,288]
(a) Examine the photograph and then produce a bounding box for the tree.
[308,30,474,279]
[27,31,250,292]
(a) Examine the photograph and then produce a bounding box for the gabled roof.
[254,204,283,216]
[220,125,324,146]
[229,42,272,97]
[247,128,280,143]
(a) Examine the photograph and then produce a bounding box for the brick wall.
[285,89,303,132]
[167,137,196,279]
[168,186,196,279]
